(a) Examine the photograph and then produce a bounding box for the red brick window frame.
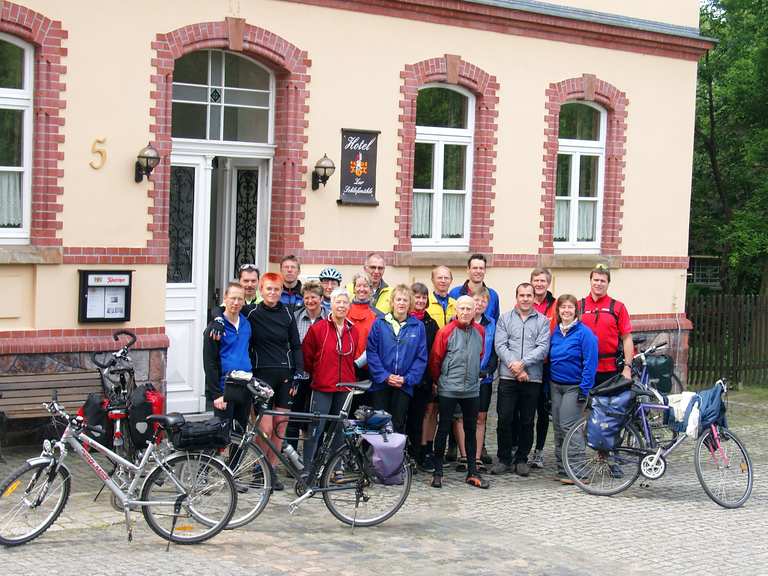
[0,2,67,247]
[540,74,628,256]
[394,55,499,253]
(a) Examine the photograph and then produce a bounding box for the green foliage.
[693,0,768,293]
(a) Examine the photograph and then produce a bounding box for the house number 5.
[90,138,107,169]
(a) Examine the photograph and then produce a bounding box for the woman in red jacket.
[301,287,360,466]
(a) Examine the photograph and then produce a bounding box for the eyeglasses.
[239,264,260,272]
[367,265,385,271]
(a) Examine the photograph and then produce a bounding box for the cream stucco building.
[0,0,712,415]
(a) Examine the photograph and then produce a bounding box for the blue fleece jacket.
[218,314,252,390]
[479,315,498,385]
[366,314,428,397]
[549,320,598,395]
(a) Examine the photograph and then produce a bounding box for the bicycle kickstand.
[123,506,133,543]
[166,494,186,551]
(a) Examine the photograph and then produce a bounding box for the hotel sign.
[338,128,380,206]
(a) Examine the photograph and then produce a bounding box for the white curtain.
[577,201,596,242]
[412,192,432,238]
[441,194,464,238]
[0,172,22,228]
[554,199,569,241]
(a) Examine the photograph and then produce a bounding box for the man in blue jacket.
[449,253,501,321]
[367,285,428,433]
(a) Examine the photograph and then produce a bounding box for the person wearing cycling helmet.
[318,266,342,314]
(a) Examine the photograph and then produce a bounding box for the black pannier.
[169,417,231,451]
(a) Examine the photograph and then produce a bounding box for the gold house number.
[89,138,107,169]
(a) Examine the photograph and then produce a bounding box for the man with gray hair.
[346,252,392,314]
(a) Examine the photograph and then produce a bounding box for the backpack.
[587,389,635,451]
[128,383,165,448]
[581,297,624,370]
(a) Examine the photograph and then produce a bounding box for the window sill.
[540,253,621,269]
[0,245,63,265]
[394,251,472,267]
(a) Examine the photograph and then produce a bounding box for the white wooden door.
[164,154,213,413]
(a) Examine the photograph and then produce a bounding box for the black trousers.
[406,384,431,456]
[370,387,410,434]
[434,395,479,477]
[496,379,541,464]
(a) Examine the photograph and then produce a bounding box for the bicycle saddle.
[146,413,186,429]
[337,380,372,392]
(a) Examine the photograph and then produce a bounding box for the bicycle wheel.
[321,444,412,527]
[223,433,271,529]
[563,418,643,496]
[141,452,236,544]
[695,426,753,509]
[0,460,71,546]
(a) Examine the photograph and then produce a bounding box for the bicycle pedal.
[288,504,298,515]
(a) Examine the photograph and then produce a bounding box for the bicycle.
[220,375,412,528]
[0,393,237,546]
[562,342,753,508]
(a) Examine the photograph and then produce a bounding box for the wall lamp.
[134,143,161,182]
[311,154,336,190]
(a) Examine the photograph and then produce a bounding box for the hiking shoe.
[270,468,284,492]
[419,452,436,473]
[529,450,545,469]
[466,474,490,489]
[476,459,487,473]
[491,461,511,475]
[446,444,458,462]
[455,457,468,472]
[480,446,493,465]
[431,475,443,488]
[515,462,531,477]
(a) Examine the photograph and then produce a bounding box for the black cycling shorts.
[254,367,293,409]
[478,383,493,413]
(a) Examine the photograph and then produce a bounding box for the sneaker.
[431,475,443,488]
[529,450,545,469]
[480,446,493,465]
[455,457,468,472]
[465,474,490,489]
[491,461,511,475]
[419,452,436,473]
[515,462,531,477]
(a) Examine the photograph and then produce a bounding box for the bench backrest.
[0,371,102,420]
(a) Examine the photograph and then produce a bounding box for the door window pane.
[442,194,464,238]
[554,199,569,242]
[413,143,434,189]
[173,51,209,85]
[0,39,24,89]
[172,103,207,139]
[234,169,259,276]
[443,145,466,190]
[223,107,268,142]
[168,166,196,283]
[412,192,432,238]
[0,109,23,167]
[577,201,597,241]
[0,172,22,227]
[579,156,599,197]
[225,53,270,90]
[556,154,571,197]
[559,103,600,140]
[416,87,468,129]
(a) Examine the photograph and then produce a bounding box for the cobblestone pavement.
[1,391,766,576]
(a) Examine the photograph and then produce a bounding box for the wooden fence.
[686,294,768,388]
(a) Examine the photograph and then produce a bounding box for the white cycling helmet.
[318,266,342,283]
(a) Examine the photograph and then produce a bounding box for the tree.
[693,0,768,293]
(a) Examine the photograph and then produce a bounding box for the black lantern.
[311,154,336,190]
[134,143,161,182]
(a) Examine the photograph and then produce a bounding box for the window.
[555,102,606,252]
[0,33,33,243]
[172,50,274,143]
[411,85,474,248]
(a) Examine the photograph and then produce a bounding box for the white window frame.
[171,49,275,145]
[0,32,34,244]
[412,83,474,251]
[554,102,607,254]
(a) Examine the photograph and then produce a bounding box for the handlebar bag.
[587,389,635,451]
[362,431,407,485]
[170,417,231,451]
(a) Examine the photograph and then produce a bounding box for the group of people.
[203,252,634,491]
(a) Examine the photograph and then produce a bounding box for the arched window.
[0,32,33,242]
[171,50,274,143]
[412,85,474,247]
[555,102,606,252]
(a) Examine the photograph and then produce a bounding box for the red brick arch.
[394,54,499,253]
[0,1,67,247]
[539,74,629,255]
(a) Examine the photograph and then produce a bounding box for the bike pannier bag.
[587,389,635,451]
[128,383,164,448]
[170,417,231,451]
[645,354,675,394]
[589,374,633,397]
[80,392,112,447]
[362,432,407,485]
[697,383,727,430]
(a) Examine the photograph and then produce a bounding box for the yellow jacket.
[426,292,456,329]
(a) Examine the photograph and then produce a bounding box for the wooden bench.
[0,371,103,456]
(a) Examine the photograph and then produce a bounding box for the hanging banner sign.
[338,129,380,206]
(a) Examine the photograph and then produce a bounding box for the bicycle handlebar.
[43,396,104,436]
[90,330,138,370]
[113,330,137,348]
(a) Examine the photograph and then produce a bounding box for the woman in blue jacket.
[549,293,598,483]
[367,285,428,433]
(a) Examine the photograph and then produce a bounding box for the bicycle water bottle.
[282,443,304,471]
